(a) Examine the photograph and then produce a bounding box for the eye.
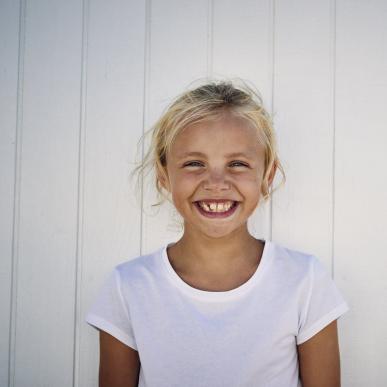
[229,160,249,168]
[183,160,204,168]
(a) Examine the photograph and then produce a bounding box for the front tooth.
[199,201,234,212]
[216,203,224,212]
[202,202,210,211]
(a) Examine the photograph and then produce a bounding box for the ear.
[261,160,277,197]
[157,166,171,192]
[267,160,277,187]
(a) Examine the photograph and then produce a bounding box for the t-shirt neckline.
[160,239,272,301]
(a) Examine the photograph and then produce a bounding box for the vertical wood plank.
[0,1,21,385]
[14,1,82,385]
[79,0,146,386]
[335,1,387,385]
[272,0,335,266]
[142,0,208,254]
[212,0,273,240]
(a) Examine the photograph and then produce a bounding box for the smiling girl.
[86,80,349,387]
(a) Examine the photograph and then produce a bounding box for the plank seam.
[9,1,26,386]
[269,0,276,241]
[140,0,151,255]
[331,0,337,279]
[72,0,89,386]
[207,0,214,78]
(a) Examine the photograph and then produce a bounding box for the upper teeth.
[198,201,234,212]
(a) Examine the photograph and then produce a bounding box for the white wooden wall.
[1,0,386,386]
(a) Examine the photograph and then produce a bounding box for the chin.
[200,225,240,240]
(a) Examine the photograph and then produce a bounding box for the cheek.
[233,172,262,186]
[233,174,263,198]
[169,174,198,202]
[172,172,199,188]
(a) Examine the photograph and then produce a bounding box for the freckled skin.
[162,114,269,241]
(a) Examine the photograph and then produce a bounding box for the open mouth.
[193,200,239,218]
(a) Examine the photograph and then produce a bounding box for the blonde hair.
[132,79,285,207]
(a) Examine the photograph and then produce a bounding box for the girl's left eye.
[230,161,249,168]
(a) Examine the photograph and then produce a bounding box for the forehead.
[171,115,264,159]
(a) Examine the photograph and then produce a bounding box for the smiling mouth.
[193,200,239,218]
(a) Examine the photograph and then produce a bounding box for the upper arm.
[297,320,341,387]
[99,329,140,387]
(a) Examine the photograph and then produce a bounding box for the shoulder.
[113,245,166,288]
[269,240,318,277]
[266,240,333,294]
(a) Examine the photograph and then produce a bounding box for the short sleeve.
[296,257,349,345]
[85,268,137,350]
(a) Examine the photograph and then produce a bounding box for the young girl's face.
[161,113,273,240]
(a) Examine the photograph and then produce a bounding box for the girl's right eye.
[183,161,203,168]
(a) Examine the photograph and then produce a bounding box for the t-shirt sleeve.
[296,256,349,345]
[85,267,137,350]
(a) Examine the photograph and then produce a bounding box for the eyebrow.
[177,151,255,159]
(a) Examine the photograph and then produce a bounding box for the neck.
[169,223,262,274]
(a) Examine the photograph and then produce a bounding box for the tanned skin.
[297,320,341,387]
[99,330,140,387]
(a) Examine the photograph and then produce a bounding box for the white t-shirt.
[85,239,349,387]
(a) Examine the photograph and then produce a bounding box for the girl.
[86,80,349,387]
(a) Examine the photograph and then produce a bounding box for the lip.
[193,201,239,218]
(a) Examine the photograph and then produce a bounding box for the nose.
[203,168,230,191]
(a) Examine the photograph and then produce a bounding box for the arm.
[297,320,341,387]
[99,330,140,387]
